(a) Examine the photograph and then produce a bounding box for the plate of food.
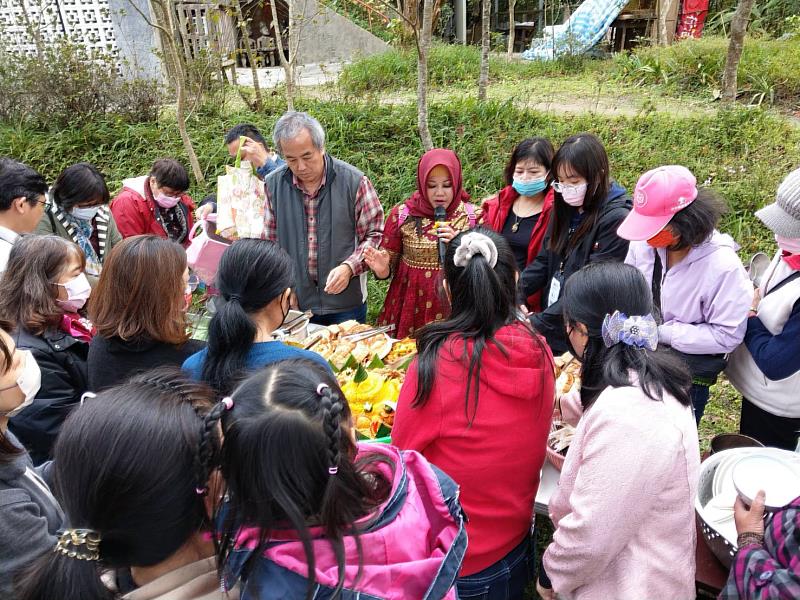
[554,352,581,396]
[301,321,394,370]
[385,337,417,367]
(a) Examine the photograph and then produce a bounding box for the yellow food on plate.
[385,337,417,365]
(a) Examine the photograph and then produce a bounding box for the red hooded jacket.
[111,175,195,248]
[393,322,555,576]
[482,185,554,311]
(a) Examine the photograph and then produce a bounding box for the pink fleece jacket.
[543,382,700,600]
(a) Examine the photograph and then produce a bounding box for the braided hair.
[16,367,221,600]
[128,369,225,497]
[216,359,394,599]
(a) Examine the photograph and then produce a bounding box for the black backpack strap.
[651,249,663,319]
[765,270,800,296]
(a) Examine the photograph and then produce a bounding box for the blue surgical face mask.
[512,177,548,197]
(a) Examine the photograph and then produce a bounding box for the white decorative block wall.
[0,0,118,57]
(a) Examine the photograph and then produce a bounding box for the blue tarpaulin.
[522,0,629,61]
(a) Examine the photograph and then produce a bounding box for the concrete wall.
[108,0,162,79]
[293,0,389,65]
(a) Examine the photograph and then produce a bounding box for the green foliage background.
[2,96,797,259]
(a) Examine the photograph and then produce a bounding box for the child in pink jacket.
[538,261,700,600]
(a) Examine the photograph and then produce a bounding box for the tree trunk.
[125,0,204,183]
[232,0,262,110]
[721,0,755,103]
[269,0,296,111]
[157,0,205,184]
[416,0,434,151]
[507,0,516,54]
[477,0,490,101]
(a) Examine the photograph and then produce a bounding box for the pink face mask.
[55,273,91,313]
[776,234,800,255]
[154,194,181,209]
[554,182,588,207]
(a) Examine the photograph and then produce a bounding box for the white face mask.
[1,350,41,418]
[71,206,100,221]
[776,234,800,255]
[55,273,92,313]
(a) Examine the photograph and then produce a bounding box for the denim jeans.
[456,535,535,600]
[311,303,367,326]
[690,383,711,424]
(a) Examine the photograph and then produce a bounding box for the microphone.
[434,206,447,266]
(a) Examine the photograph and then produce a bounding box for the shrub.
[0,39,161,128]
[612,35,800,108]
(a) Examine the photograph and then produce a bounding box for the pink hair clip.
[195,486,207,495]
[316,383,330,396]
[328,466,339,475]
[221,397,234,410]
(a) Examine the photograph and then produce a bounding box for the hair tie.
[453,232,498,268]
[316,383,330,396]
[328,466,339,475]
[228,294,241,302]
[54,528,102,561]
[601,311,658,351]
[221,397,234,410]
[195,486,207,495]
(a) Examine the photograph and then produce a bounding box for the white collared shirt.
[0,224,19,274]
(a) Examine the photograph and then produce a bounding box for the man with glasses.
[0,158,48,274]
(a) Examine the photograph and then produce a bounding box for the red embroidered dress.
[376,149,481,338]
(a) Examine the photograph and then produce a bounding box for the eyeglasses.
[552,182,587,194]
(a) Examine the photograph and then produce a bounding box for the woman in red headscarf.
[364,149,481,339]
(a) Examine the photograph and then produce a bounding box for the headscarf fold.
[404,149,470,219]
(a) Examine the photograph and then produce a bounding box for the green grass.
[339,43,600,96]
[2,93,796,449]
[612,35,800,109]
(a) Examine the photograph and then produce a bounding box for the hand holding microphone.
[434,206,457,265]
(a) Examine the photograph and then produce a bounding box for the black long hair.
[503,137,554,186]
[51,163,110,211]
[217,359,393,599]
[16,368,223,600]
[548,133,611,256]
[561,262,692,410]
[413,227,550,423]
[202,239,293,394]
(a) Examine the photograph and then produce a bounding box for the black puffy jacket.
[521,182,632,354]
[8,327,89,465]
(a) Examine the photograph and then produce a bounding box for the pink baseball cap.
[617,165,699,241]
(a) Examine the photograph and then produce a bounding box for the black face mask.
[565,325,585,363]
[280,291,291,324]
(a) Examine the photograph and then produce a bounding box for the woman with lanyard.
[111,158,195,247]
[520,133,631,355]
[36,163,122,286]
[483,137,555,312]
